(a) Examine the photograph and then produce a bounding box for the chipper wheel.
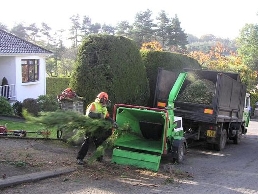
[171,139,186,163]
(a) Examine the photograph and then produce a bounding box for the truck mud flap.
[112,148,161,172]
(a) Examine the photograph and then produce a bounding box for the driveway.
[2,120,258,194]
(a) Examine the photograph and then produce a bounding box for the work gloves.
[88,112,105,119]
[88,112,118,128]
[100,113,105,119]
[113,122,118,129]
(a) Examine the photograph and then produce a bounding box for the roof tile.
[0,29,52,54]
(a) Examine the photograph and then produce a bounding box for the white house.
[0,29,52,102]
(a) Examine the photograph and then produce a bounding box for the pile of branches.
[178,79,215,105]
[23,110,130,163]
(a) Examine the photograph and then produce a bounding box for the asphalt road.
[2,120,258,194]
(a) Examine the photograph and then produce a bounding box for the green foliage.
[37,95,59,112]
[250,92,258,114]
[237,24,258,70]
[141,50,201,106]
[46,77,71,96]
[12,101,23,117]
[22,98,40,116]
[23,110,130,162]
[178,79,215,105]
[0,96,13,116]
[1,77,8,85]
[0,119,57,139]
[131,9,154,46]
[70,34,150,107]
[167,15,188,49]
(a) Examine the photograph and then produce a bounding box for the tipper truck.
[154,68,250,150]
[111,68,250,171]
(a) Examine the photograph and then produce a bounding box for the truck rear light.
[204,109,213,114]
[157,101,166,108]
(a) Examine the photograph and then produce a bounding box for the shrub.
[37,95,59,112]
[0,96,13,116]
[12,101,23,117]
[70,34,150,108]
[22,98,40,116]
[1,77,8,85]
[141,50,201,106]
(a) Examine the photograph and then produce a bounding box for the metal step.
[111,148,161,171]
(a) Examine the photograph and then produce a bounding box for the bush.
[22,98,40,116]
[12,101,23,117]
[46,77,71,96]
[70,34,150,108]
[37,95,59,112]
[0,96,13,116]
[141,50,201,106]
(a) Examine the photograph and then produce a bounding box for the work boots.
[77,159,84,165]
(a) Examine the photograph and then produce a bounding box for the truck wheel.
[215,129,227,151]
[233,130,241,144]
[173,142,185,163]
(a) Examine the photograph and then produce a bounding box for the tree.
[200,34,216,42]
[26,23,40,43]
[141,41,163,51]
[88,23,101,34]
[188,42,257,90]
[40,22,52,45]
[69,14,81,47]
[58,47,77,76]
[131,9,155,46]
[81,16,92,36]
[187,34,199,44]
[10,23,28,40]
[166,15,188,51]
[237,24,258,70]
[0,22,8,32]
[101,24,115,35]
[46,57,57,76]
[155,10,170,47]
[115,21,132,37]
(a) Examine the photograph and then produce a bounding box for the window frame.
[21,59,40,83]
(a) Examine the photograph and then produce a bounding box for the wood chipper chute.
[111,72,188,171]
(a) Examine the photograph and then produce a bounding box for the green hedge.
[70,34,150,107]
[141,50,201,106]
[250,92,258,115]
[46,77,71,96]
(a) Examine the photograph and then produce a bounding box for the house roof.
[0,29,52,55]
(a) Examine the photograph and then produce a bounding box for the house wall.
[15,55,46,102]
[0,56,16,85]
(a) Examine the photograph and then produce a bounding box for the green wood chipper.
[111,73,188,171]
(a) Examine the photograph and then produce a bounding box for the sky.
[1,0,258,40]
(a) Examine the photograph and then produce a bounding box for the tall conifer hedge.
[70,34,150,108]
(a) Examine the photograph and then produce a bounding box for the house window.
[21,59,39,83]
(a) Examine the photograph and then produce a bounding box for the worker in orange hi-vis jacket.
[76,92,118,165]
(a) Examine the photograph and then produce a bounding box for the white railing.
[0,84,15,100]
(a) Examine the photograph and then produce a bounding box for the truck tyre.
[215,129,227,151]
[233,130,241,144]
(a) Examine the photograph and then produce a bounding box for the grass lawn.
[0,119,58,139]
